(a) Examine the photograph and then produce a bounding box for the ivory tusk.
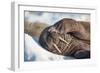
[53,43,62,53]
[59,37,69,44]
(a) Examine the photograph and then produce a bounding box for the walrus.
[39,18,90,59]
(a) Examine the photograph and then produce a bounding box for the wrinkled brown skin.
[39,18,90,59]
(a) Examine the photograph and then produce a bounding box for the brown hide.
[39,18,90,59]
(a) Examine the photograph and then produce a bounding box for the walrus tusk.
[59,36,69,44]
[53,43,62,53]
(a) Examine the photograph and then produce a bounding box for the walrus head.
[39,18,90,59]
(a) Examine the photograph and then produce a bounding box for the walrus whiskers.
[62,38,72,52]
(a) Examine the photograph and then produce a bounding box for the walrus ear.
[74,50,90,59]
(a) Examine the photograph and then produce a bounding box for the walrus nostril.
[74,50,90,59]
